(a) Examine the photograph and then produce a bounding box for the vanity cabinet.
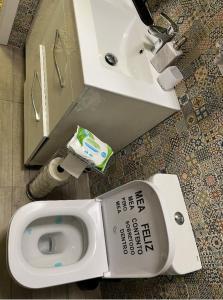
[24,0,179,166]
[24,0,84,165]
[43,0,83,132]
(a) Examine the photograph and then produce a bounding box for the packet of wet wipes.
[67,126,113,172]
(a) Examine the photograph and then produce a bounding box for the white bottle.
[150,37,186,73]
[157,66,183,91]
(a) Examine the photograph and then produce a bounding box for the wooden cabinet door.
[24,45,49,164]
[43,0,74,132]
[64,0,84,109]
[26,0,58,72]
[24,0,84,164]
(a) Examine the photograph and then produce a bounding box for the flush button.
[105,53,118,66]
[174,212,184,225]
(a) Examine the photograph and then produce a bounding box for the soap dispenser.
[150,36,187,73]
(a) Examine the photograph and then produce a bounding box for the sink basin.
[72,0,180,110]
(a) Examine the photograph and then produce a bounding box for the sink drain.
[105,53,118,66]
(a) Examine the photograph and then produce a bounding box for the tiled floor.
[8,0,41,49]
[4,0,223,298]
[0,45,101,299]
[89,0,223,298]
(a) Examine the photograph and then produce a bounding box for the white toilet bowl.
[8,174,202,288]
[23,215,88,268]
[8,200,108,288]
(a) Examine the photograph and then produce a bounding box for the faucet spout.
[132,1,178,54]
[148,13,178,53]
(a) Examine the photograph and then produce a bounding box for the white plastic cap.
[157,66,183,91]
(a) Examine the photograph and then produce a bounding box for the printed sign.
[101,181,168,277]
[117,190,154,256]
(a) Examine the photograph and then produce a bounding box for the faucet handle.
[148,25,168,37]
[160,12,178,35]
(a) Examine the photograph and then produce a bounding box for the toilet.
[8,174,202,289]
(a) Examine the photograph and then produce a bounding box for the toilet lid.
[98,180,175,278]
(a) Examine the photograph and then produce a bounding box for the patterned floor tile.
[89,0,223,293]
[5,0,223,298]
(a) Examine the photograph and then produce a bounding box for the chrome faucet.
[131,0,178,53]
[148,12,179,53]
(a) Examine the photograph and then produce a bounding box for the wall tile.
[0,100,13,187]
[12,103,29,187]
[8,0,41,48]
[0,188,12,299]
[0,46,13,101]
[12,48,25,103]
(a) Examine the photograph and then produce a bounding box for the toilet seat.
[8,200,108,288]
[8,174,201,288]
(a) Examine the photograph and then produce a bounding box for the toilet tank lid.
[98,180,175,278]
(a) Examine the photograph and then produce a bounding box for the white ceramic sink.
[72,0,180,111]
